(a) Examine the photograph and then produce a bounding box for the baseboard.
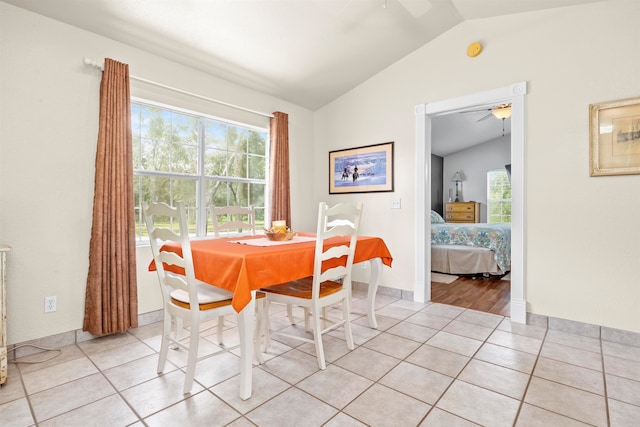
[9,286,640,359]
[510,299,527,324]
[367,282,640,348]
[8,309,164,360]
[525,312,640,347]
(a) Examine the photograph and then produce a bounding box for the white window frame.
[132,98,269,243]
[486,168,511,224]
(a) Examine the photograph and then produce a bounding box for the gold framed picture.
[590,96,640,176]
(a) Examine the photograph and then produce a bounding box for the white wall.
[315,0,640,333]
[444,135,511,222]
[0,2,315,344]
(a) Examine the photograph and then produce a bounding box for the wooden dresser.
[445,202,480,223]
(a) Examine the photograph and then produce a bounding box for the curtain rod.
[82,58,274,119]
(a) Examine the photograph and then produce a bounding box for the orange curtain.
[83,58,138,336]
[269,111,291,227]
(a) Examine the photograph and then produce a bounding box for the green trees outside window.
[132,102,268,241]
[487,169,511,224]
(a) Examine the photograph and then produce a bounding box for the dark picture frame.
[329,141,394,194]
[590,96,640,176]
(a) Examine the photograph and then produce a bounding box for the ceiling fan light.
[492,106,512,120]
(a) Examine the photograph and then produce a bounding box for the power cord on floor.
[8,344,62,364]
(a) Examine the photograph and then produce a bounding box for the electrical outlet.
[45,296,57,313]
[391,198,401,209]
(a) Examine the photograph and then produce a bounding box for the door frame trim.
[414,82,527,323]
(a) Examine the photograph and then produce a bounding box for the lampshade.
[492,105,512,120]
[451,171,463,182]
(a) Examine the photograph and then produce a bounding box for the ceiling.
[4,0,599,154]
[431,107,512,156]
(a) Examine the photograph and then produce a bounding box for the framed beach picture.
[590,96,640,176]
[329,141,394,194]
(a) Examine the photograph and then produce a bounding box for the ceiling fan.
[464,103,512,122]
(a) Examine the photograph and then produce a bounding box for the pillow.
[430,210,445,224]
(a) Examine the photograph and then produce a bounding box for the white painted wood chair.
[144,201,263,394]
[261,202,362,369]
[210,205,256,238]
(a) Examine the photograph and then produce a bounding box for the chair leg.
[183,318,200,394]
[343,298,354,350]
[157,312,172,373]
[263,299,272,353]
[287,304,295,325]
[304,307,310,331]
[311,307,326,370]
[172,317,184,350]
[304,307,326,331]
[216,315,225,345]
[253,299,265,364]
[322,307,328,329]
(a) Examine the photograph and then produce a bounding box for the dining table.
[150,232,393,400]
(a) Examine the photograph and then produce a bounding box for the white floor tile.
[1,297,631,427]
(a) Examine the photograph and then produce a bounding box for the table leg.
[366,257,383,329]
[237,293,255,400]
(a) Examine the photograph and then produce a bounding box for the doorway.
[414,82,527,323]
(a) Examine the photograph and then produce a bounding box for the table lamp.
[451,171,463,202]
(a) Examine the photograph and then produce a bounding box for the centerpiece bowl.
[264,230,296,241]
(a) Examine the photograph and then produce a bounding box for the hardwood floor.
[431,274,511,317]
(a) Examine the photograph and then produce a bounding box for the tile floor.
[1,289,640,426]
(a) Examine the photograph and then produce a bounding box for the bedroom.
[430,110,512,316]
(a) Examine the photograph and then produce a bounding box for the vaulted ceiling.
[3,0,601,154]
[4,0,600,110]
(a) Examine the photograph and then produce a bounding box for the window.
[487,169,511,224]
[132,100,268,242]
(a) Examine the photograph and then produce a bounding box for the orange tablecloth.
[149,233,393,312]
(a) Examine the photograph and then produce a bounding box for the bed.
[430,210,511,275]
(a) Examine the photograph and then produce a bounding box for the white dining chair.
[210,205,256,238]
[143,201,264,394]
[292,216,360,331]
[261,202,363,369]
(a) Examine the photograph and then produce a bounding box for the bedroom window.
[131,100,268,242]
[487,169,511,224]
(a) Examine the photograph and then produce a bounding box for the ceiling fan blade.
[477,112,493,122]
[461,108,491,114]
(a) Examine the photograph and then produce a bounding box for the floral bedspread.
[431,223,511,272]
